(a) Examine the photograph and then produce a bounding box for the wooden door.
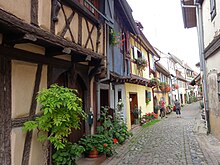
[55,73,86,142]
[69,75,86,143]
[129,93,138,125]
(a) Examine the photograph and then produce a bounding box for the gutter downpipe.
[195,2,210,133]
[181,2,210,133]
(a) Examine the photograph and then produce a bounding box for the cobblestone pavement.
[101,102,220,165]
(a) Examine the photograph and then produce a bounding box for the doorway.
[129,93,138,125]
[55,72,86,142]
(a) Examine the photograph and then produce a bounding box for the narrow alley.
[102,102,220,165]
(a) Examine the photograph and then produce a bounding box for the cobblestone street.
[102,102,220,165]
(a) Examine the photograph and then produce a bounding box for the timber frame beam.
[0,45,71,69]
[0,8,103,60]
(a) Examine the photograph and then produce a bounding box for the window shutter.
[105,0,114,27]
[133,47,138,59]
[147,92,151,101]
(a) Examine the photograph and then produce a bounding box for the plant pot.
[134,119,140,125]
[88,147,99,158]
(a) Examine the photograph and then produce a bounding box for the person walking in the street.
[174,99,181,118]
[159,99,165,118]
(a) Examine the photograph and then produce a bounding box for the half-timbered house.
[0,0,109,164]
[98,0,139,127]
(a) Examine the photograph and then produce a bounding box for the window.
[133,47,142,59]
[118,90,122,101]
[217,73,220,101]
[210,0,216,20]
[145,90,151,103]
[78,0,98,17]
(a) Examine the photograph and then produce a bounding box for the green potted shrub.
[79,134,113,158]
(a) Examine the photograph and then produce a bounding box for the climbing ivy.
[23,84,87,150]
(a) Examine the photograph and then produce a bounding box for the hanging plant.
[109,29,120,46]
[172,83,179,90]
[159,82,167,92]
[165,85,171,92]
[136,58,147,71]
[147,78,159,87]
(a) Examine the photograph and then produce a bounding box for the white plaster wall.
[12,60,37,118]
[38,0,51,31]
[11,127,26,165]
[29,130,47,165]
[14,43,45,55]
[206,49,220,72]
[0,0,31,23]
[202,0,220,48]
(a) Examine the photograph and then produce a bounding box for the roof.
[138,28,160,58]
[181,0,196,28]
[116,0,139,35]
[156,62,170,77]
[184,63,193,71]
[168,53,183,66]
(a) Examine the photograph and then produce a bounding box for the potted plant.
[133,107,141,124]
[154,105,160,114]
[79,134,113,158]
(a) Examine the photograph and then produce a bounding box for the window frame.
[210,0,216,21]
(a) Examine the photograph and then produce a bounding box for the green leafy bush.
[23,84,87,150]
[52,142,85,165]
[96,107,132,145]
[79,134,113,155]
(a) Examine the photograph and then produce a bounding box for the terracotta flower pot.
[88,147,99,158]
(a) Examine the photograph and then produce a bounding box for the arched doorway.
[55,72,87,142]
[69,75,87,142]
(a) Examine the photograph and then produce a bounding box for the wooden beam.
[0,57,12,164]
[0,8,103,59]
[22,64,42,164]
[0,45,71,68]
[31,0,39,26]
[3,33,37,46]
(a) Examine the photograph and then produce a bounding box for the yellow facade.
[125,83,153,130]
[129,36,150,80]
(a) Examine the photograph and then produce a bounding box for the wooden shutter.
[133,47,138,59]
[105,0,114,27]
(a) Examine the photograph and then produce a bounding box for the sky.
[127,0,200,72]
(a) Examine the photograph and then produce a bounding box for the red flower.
[113,138,118,144]
[103,143,108,147]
